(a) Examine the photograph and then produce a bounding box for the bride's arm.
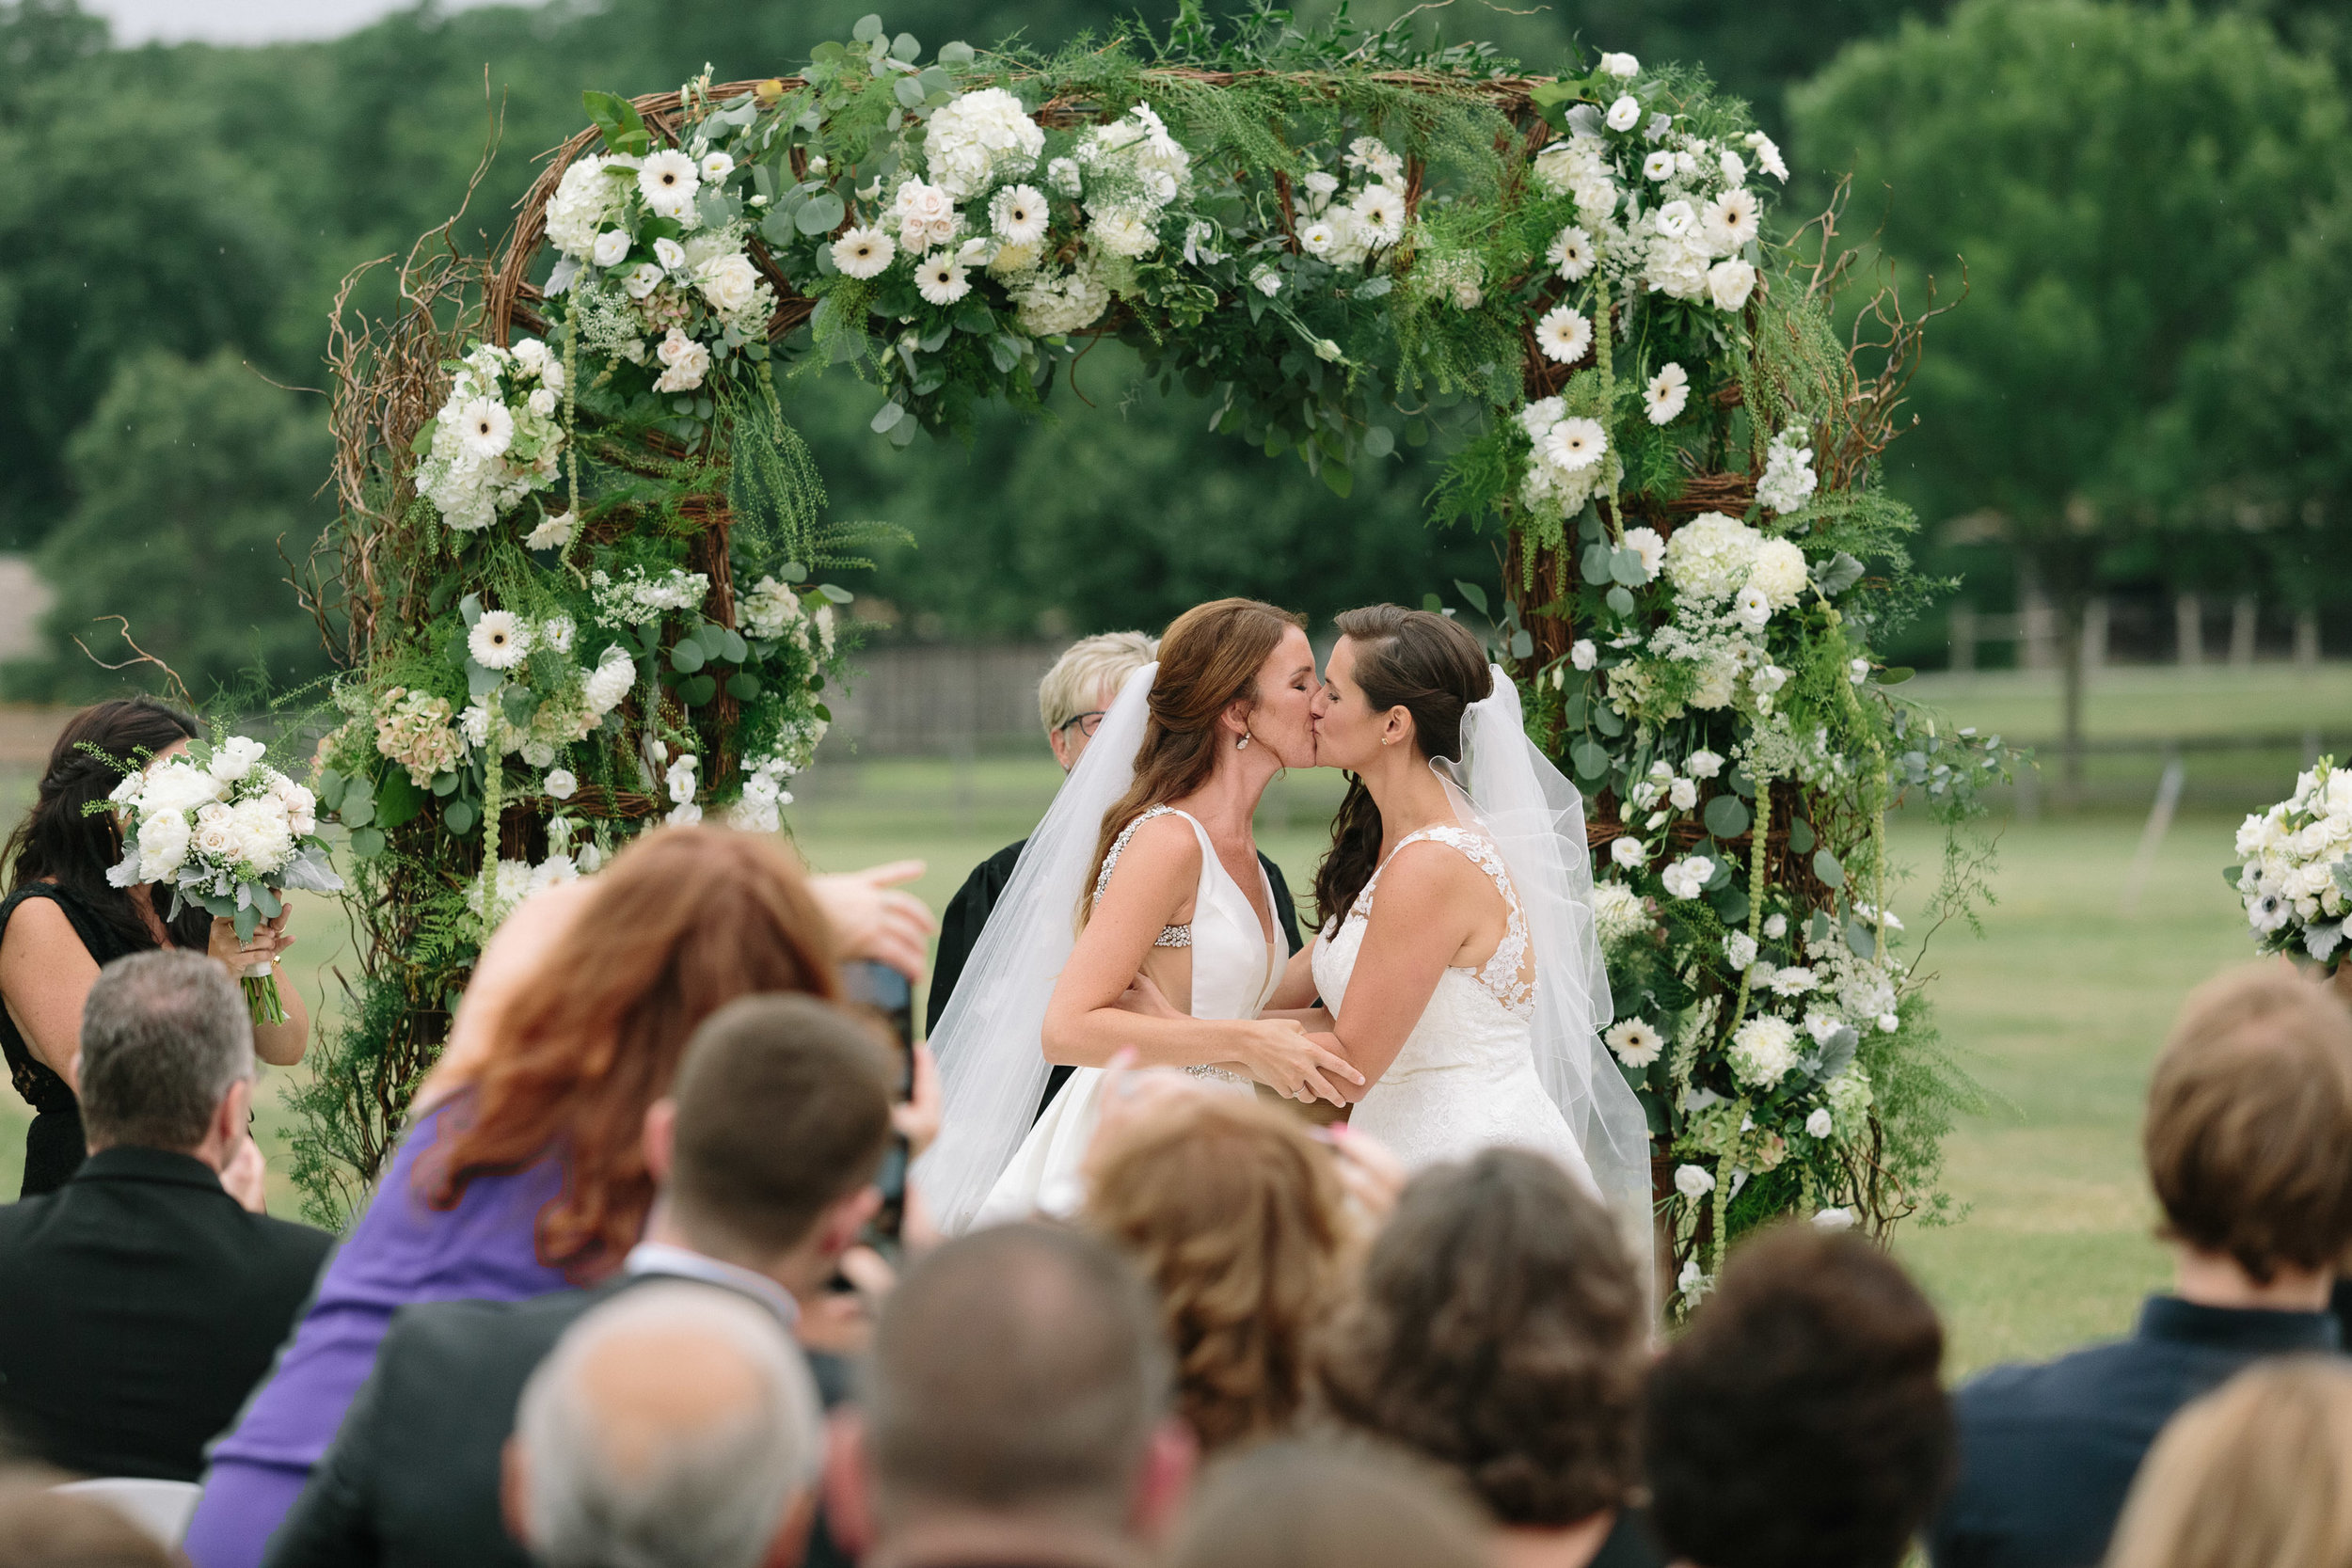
[1042,816,1363,1103]
[1263,944,1320,1011]
[1313,844,1487,1104]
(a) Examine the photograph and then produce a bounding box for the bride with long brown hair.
[918,597,1362,1231]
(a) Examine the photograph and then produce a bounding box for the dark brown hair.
[667,994,897,1257]
[1168,1438,1491,1568]
[2143,963,2352,1282]
[1311,605,1492,929]
[1082,597,1304,925]
[1083,1094,1349,1453]
[1317,1148,1644,1525]
[428,825,841,1279]
[1645,1227,1952,1568]
[3,697,206,954]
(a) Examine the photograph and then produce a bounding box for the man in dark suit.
[264,992,898,1568]
[927,632,1306,1117]
[0,950,332,1481]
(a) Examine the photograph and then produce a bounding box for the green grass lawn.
[0,667,2312,1375]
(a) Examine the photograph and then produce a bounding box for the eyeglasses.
[1055,710,1106,740]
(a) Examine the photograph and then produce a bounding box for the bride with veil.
[916,598,1362,1234]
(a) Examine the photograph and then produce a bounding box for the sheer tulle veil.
[913,661,1160,1233]
[1450,666,1656,1286]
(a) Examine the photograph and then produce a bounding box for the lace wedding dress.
[968,804,1282,1227]
[1311,824,1599,1187]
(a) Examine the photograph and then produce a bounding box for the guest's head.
[506,1283,822,1568]
[1645,1227,1951,1568]
[78,950,254,1169]
[1040,632,1158,770]
[643,994,898,1296]
[1310,605,1493,927]
[2106,1356,2352,1568]
[0,1483,179,1568]
[846,1224,1191,1555]
[431,824,842,1278]
[1319,1150,1644,1537]
[1167,1439,1491,1568]
[3,696,205,952]
[1083,1093,1348,1452]
[2142,964,2352,1294]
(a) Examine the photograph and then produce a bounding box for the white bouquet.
[415,340,569,534]
[100,736,344,1023]
[2231,757,2352,970]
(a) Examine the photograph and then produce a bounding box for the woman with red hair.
[184,824,929,1568]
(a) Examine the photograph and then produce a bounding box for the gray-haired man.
[0,950,331,1481]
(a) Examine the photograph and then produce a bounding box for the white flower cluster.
[1756,429,1820,515]
[923,87,1045,200]
[589,565,709,626]
[466,851,583,927]
[1727,1014,1799,1090]
[104,737,338,907]
[1075,102,1194,259]
[664,752,702,826]
[584,643,637,717]
[1295,137,1407,270]
[727,745,801,834]
[1591,879,1652,949]
[737,576,840,661]
[373,688,466,787]
[1515,394,1615,519]
[2234,761,2352,960]
[416,341,567,533]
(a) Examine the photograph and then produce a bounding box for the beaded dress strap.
[1094,805,1192,947]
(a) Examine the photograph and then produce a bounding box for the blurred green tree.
[1791,0,2344,788]
[8,349,334,703]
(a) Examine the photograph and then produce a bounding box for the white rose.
[697,251,762,315]
[1686,749,1724,779]
[1599,51,1639,77]
[1669,776,1698,811]
[591,228,630,268]
[1706,257,1757,312]
[1661,856,1714,900]
[1806,1108,1836,1139]
[209,735,267,783]
[1674,1164,1715,1200]
[545,768,577,800]
[527,388,557,417]
[1611,835,1645,870]
[1571,639,1597,672]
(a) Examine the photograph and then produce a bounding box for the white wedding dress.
[1311,822,1599,1188]
[968,804,1282,1227]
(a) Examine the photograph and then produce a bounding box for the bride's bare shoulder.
[1096,810,1202,896]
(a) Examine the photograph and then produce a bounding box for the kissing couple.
[916,598,1651,1258]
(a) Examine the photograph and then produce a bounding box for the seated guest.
[265,993,897,1568]
[1168,1440,1492,1568]
[2106,1356,2352,1568]
[1082,1093,1349,1453]
[0,1483,180,1568]
[926,632,1304,1117]
[1647,1227,1953,1568]
[1319,1149,1650,1568]
[0,950,332,1481]
[1930,964,2352,1568]
[191,824,925,1568]
[505,1284,823,1568]
[830,1224,1196,1568]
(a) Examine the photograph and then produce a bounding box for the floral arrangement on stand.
[2230,759,2352,971]
[94,736,342,1024]
[302,5,2005,1281]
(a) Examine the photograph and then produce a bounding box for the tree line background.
[5,0,2350,707]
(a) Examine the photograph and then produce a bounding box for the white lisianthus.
[698,150,734,182]
[915,249,973,307]
[1655,199,1696,239]
[1571,639,1597,671]
[1611,835,1646,870]
[1661,855,1714,900]
[1706,257,1757,312]
[1547,225,1597,281]
[1751,663,1789,699]
[1729,1015,1801,1089]
[1724,931,1758,970]
[1687,749,1724,780]
[637,150,700,218]
[1300,170,1340,210]
[1348,185,1406,247]
[544,768,578,800]
[591,228,630,268]
[1298,218,1340,257]
[1743,130,1790,182]
[831,226,896,279]
[1643,150,1675,182]
[624,264,662,300]
[456,399,514,459]
[1669,776,1698,811]
[1734,584,1773,630]
[1644,361,1690,425]
[1249,265,1281,297]
[525,511,576,550]
[665,752,699,807]
[209,735,267,782]
[469,610,532,671]
[1621,526,1666,580]
[989,183,1050,245]
[652,236,688,272]
[527,388,557,417]
[1599,51,1639,77]
[1605,95,1642,132]
[1674,1163,1715,1200]
[1542,417,1607,471]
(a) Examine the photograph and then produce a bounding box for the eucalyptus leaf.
[1580,542,1613,587]
[1361,424,1395,458]
[870,400,905,434]
[349,828,386,861]
[795,193,845,234]
[1703,795,1751,838]
[936,40,974,64]
[315,769,347,812]
[432,771,460,798]
[1813,848,1846,889]
[670,641,707,673]
[1605,586,1636,617]
[1788,817,1817,854]
[679,673,719,705]
[1593,703,1626,737]
[726,673,763,700]
[1452,578,1489,616]
[1509,628,1534,658]
[851,12,882,40]
[1846,917,1878,958]
[1611,547,1648,588]
[1710,886,1750,927]
[1571,739,1612,779]
[338,796,375,829]
[443,800,477,836]
[459,593,484,626]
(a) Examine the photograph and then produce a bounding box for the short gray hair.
[79,949,253,1152]
[516,1283,822,1568]
[1038,632,1157,734]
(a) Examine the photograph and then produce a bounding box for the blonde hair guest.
[2106,1357,2352,1568]
[1040,631,1161,771]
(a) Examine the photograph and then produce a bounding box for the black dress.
[0,882,145,1196]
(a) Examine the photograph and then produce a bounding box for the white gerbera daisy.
[1605,1018,1664,1068]
[1349,185,1406,246]
[990,184,1050,246]
[1645,361,1690,425]
[637,150,700,218]
[1706,187,1760,251]
[469,610,532,671]
[915,250,971,307]
[1547,225,1596,281]
[831,226,896,280]
[1534,305,1593,364]
[1542,416,1608,471]
[456,399,513,459]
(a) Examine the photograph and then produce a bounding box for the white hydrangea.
[739,576,805,640]
[1747,537,1810,609]
[924,87,1044,199]
[1662,512,1762,604]
[1013,259,1112,336]
[1728,1015,1800,1089]
[546,155,628,259]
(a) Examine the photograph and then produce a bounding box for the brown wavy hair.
[426,824,840,1278]
[1311,606,1491,930]
[1081,597,1303,926]
[1082,1094,1349,1453]
[1316,1149,1644,1526]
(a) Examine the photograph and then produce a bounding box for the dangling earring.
[1235,733,1252,751]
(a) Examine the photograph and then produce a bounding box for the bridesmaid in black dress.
[0,698,310,1196]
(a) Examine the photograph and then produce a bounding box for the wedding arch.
[296,5,1997,1307]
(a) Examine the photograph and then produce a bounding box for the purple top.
[184,1099,568,1568]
